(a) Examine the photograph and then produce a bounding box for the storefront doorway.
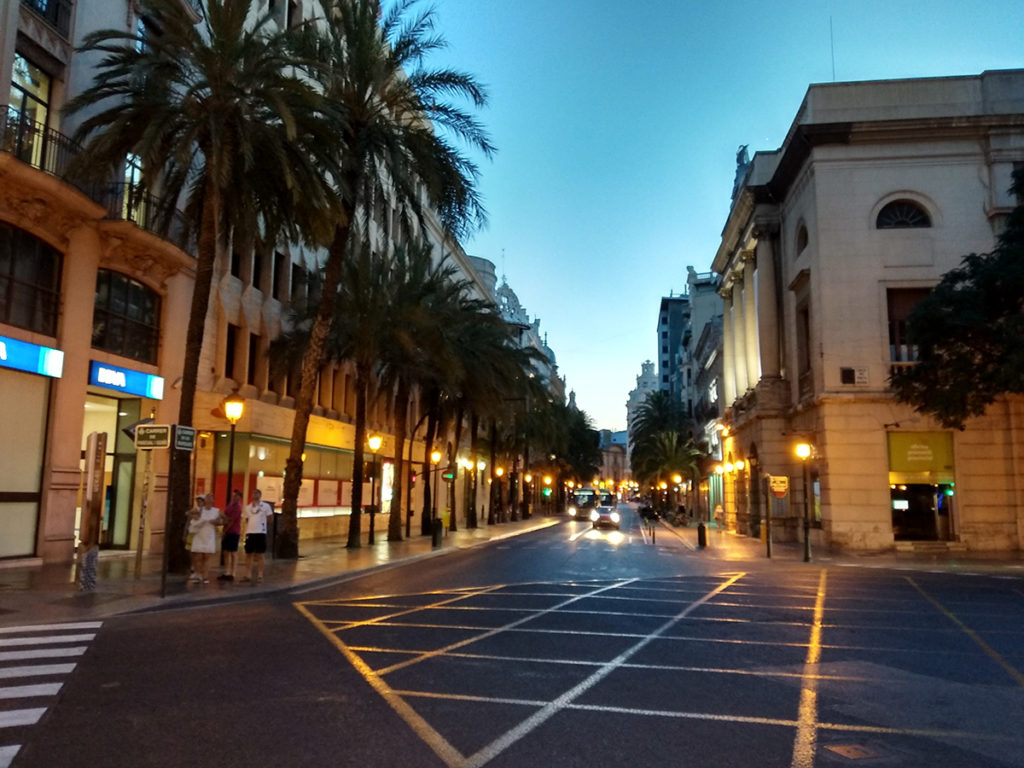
[80,394,140,549]
[887,432,955,542]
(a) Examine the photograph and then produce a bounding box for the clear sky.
[431,0,1024,432]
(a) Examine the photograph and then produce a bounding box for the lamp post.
[796,442,813,562]
[495,467,505,522]
[222,394,245,506]
[367,435,382,545]
[430,450,442,547]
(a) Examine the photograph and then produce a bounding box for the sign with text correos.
[89,361,164,399]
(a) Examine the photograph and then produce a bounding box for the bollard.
[697,522,707,548]
[431,518,444,549]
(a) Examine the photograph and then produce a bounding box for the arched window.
[0,222,61,335]
[796,224,809,253]
[92,269,161,364]
[876,200,931,229]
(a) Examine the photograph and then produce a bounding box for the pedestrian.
[218,489,243,581]
[185,494,204,580]
[242,489,273,583]
[188,493,221,584]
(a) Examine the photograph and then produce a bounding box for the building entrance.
[80,394,140,549]
[887,432,955,542]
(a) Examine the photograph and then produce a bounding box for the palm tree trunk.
[487,419,498,525]
[279,225,349,558]
[449,406,465,532]
[168,178,220,572]
[388,378,410,541]
[421,410,437,536]
[347,363,369,548]
[467,413,480,528]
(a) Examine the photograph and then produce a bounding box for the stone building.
[712,69,1024,552]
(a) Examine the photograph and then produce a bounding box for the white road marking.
[0,683,62,700]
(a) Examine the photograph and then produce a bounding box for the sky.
[429,0,1024,432]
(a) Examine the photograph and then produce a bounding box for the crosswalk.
[0,622,101,768]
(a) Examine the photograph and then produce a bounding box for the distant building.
[712,69,1024,552]
[656,294,689,398]
[625,360,659,438]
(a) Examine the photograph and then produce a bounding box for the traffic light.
[542,487,552,498]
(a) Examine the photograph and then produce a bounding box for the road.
[5,506,1024,767]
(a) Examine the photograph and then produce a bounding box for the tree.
[891,169,1024,428]
[278,0,493,556]
[66,0,334,570]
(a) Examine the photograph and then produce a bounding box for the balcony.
[1,106,192,254]
[21,0,73,38]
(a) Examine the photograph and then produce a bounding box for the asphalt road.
[6,507,1024,768]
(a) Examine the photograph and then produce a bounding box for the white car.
[590,505,621,529]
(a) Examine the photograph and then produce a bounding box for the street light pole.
[223,394,245,506]
[367,435,382,545]
[796,442,812,562]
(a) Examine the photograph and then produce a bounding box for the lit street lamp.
[796,442,813,562]
[367,435,382,545]
[222,393,244,506]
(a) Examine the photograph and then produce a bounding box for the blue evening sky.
[431,0,1024,431]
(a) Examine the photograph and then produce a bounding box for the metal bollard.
[697,522,707,548]
[431,518,444,549]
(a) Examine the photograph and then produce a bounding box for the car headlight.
[568,506,578,517]
[611,512,621,524]
[590,510,599,522]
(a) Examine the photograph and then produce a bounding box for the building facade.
[712,69,1024,551]
[0,0,522,564]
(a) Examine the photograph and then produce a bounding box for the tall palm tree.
[277,0,493,556]
[66,0,335,569]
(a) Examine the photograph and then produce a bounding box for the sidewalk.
[0,516,561,628]
[655,518,1024,574]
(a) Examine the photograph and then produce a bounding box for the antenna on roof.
[830,16,836,81]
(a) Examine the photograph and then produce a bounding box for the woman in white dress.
[188,494,222,584]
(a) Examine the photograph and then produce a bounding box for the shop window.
[876,200,931,229]
[0,223,61,336]
[92,270,161,364]
[887,287,931,369]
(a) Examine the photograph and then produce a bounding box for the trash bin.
[431,518,444,549]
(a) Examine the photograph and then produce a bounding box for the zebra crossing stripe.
[0,647,87,662]
[0,634,96,648]
[0,709,46,728]
[0,744,20,768]
[0,683,62,700]
[0,622,102,635]
[0,664,76,680]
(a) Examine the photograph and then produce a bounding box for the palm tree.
[277,0,493,556]
[66,0,334,570]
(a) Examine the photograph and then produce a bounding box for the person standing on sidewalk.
[242,489,273,583]
[218,489,243,581]
[189,494,222,584]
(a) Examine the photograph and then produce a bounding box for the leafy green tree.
[278,0,493,556]
[66,0,334,569]
[891,169,1024,428]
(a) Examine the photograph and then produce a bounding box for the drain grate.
[824,744,883,760]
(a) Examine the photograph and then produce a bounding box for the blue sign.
[89,361,164,400]
[0,334,64,378]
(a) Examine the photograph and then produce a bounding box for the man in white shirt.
[242,489,274,583]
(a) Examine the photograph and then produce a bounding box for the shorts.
[244,533,267,554]
[222,533,240,552]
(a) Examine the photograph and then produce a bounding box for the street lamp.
[495,467,505,522]
[222,394,245,506]
[430,450,442,524]
[796,442,813,562]
[367,434,382,545]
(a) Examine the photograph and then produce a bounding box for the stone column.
[742,251,760,386]
[721,286,736,407]
[754,221,780,378]
[731,273,749,396]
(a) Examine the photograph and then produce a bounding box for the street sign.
[174,425,196,451]
[135,424,171,449]
[768,475,789,499]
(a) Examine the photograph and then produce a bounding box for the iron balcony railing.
[1,106,193,254]
[20,0,74,38]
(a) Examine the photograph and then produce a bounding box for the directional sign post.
[135,424,171,450]
[768,475,789,498]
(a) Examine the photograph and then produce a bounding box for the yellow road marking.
[791,569,827,768]
[907,577,1024,687]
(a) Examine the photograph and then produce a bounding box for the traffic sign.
[768,475,789,498]
[174,425,196,451]
[135,424,171,449]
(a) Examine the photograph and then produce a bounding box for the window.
[9,53,52,169]
[0,223,61,336]
[887,288,931,367]
[225,323,239,380]
[272,252,284,300]
[252,249,263,289]
[247,332,260,386]
[92,270,161,364]
[796,224,808,253]
[230,250,242,278]
[877,201,931,229]
[796,300,812,398]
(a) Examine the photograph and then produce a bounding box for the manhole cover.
[824,744,882,760]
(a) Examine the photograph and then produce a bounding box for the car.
[590,505,621,530]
